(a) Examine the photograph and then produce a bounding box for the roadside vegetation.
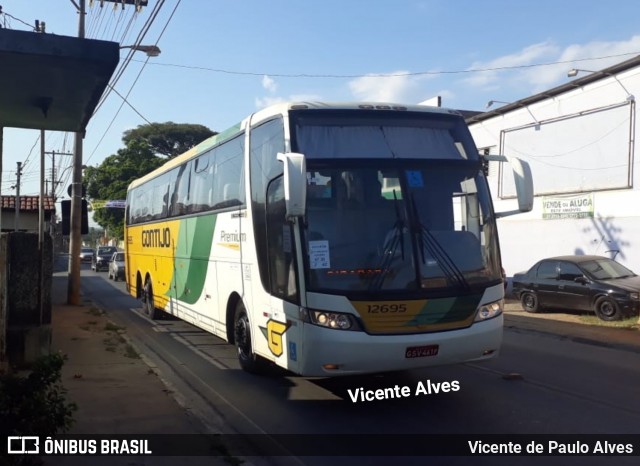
[84,122,215,240]
[578,314,639,329]
[0,353,77,466]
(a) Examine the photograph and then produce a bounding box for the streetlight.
[567,68,634,101]
[486,100,511,109]
[486,99,541,130]
[120,44,161,57]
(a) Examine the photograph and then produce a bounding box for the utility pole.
[0,127,3,235]
[39,131,45,250]
[15,162,22,231]
[68,0,86,305]
[45,150,73,201]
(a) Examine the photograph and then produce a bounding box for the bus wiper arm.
[409,193,469,291]
[369,189,405,291]
[391,189,405,261]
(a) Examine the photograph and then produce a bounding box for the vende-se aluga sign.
[542,193,594,220]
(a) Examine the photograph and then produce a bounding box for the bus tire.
[144,278,160,320]
[233,301,265,374]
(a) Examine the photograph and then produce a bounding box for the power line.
[133,50,640,79]
[0,9,37,30]
[87,0,182,163]
[105,83,152,123]
[91,0,166,116]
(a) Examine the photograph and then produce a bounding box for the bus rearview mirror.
[484,155,534,218]
[277,152,307,218]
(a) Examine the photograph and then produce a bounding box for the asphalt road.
[78,262,640,466]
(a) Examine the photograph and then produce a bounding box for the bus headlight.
[300,308,362,331]
[474,300,503,322]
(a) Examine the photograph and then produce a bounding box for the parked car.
[79,247,95,263]
[108,252,126,281]
[512,255,640,321]
[91,246,118,272]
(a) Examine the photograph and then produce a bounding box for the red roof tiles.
[0,195,56,212]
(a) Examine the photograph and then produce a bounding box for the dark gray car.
[92,246,118,272]
[512,255,640,321]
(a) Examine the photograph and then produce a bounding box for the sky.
[3,0,640,214]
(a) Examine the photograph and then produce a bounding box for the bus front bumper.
[297,315,503,377]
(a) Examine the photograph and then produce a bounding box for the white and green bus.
[125,102,533,377]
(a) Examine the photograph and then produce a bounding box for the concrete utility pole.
[15,162,21,231]
[67,0,86,305]
[39,130,45,250]
[45,150,74,201]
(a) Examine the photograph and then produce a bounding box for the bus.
[125,102,533,377]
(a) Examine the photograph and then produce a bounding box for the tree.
[122,122,216,159]
[84,140,164,239]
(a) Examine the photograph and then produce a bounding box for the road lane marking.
[129,307,228,370]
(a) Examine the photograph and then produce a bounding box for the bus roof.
[127,101,464,191]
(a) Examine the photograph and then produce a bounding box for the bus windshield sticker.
[406,170,424,188]
[309,240,330,269]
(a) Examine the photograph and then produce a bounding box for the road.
[77,262,640,466]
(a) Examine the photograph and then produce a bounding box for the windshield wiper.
[409,192,469,291]
[369,189,405,291]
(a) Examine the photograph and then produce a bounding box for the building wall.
[469,67,640,277]
[0,212,51,232]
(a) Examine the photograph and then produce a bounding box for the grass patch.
[578,314,639,329]
[86,307,103,316]
[104,322,124,332]
[124,344,140,359]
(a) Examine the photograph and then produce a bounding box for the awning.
[0,28,119,132]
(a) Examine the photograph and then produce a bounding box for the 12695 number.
[367,303,407,313]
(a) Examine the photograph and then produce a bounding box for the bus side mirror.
[277,152,307,219]
[484,155,534,218]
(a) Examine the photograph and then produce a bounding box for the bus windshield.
[302,160,500,295]
[293,110,501,296]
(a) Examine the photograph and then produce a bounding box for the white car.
[108,252,126,281]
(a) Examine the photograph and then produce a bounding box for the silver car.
[108,252,126,281]
[80,247,95,262]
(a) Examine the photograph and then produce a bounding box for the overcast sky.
[3,0,640,203]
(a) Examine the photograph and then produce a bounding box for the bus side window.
[266,176,298,303]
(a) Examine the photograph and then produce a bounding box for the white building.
[466,55,640,278]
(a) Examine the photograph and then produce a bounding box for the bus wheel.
[144,278,160,320]
[233,302,264,374]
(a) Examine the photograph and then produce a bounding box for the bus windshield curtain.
[296,125,464,160]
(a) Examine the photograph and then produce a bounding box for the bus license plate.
[405,345,439,358]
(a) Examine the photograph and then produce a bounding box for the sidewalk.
[45,270,236,465]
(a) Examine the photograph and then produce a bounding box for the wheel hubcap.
[524,295,534,308]
[235,317,251,357]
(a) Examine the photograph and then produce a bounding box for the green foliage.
[85,121,215,239]
[122,121,216,159]
[0,353,76,465]
[84,140,164,239]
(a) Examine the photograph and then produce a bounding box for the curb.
[504,313,640,354]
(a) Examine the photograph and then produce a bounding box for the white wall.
[469,67,640,277]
